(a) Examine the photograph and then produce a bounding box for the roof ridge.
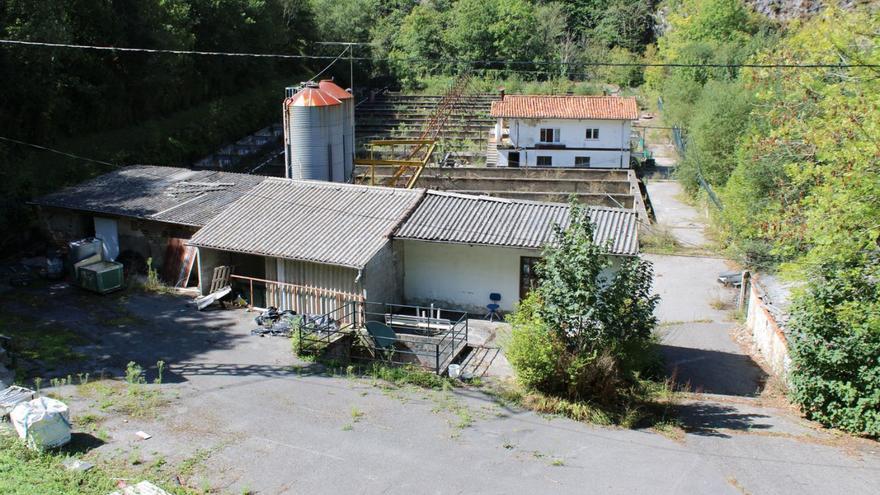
[426,189,570,207]
[264,176,423,195]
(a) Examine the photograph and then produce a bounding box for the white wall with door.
[497,148,631,168]
[497,117,632,168]
[402,240,543,314]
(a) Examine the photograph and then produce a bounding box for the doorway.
[519,256,541,300]
[508,151,520,168]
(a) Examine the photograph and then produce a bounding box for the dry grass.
[640,224,681,254]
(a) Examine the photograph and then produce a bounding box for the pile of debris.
[251,306,300,337]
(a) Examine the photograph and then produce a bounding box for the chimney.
[499,88,505,101]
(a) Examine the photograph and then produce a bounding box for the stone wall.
[37,207,197,274]
[744,274,791,379]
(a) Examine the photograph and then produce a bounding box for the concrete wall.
[38,207,197,272]
[402,240,542,314]
[363,241,403,304]
[402,240,625,314]
[744,276,791,379]
[498,118,632,168]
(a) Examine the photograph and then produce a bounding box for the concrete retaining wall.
[744,275,791,379]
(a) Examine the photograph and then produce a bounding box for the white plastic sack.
[9,397,71,449]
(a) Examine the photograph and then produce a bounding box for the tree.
[389,2,449,84]
[506,202,660,402]
[445,0,499,63]
[676,79,752,194]
[537,203,658,356]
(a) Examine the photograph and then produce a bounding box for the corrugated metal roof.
[490,95,639,120]
[395,191,639,256]
[31,165,267,227]
[188,178,425,268]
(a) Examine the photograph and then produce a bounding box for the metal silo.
[283,82,344,181]
[319,80,354,182]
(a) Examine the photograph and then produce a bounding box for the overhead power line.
[308,46,349,82]
[2,38,879,70]
[0,136,117,167]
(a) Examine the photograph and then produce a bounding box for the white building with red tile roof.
[489,95,639,169]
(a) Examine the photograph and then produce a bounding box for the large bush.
[505,203,660,403]
[788,263,880,436]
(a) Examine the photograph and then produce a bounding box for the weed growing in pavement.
[350,407,364,422]
[79,361,169,419]
[640,224,681,254]
[154,360,165,385]
[125,361,145,386]
[709,294,732,310]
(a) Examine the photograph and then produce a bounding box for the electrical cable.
[2,38,879,70]
[0,135,117,167]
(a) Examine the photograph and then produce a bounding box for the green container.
[77,261,124,294]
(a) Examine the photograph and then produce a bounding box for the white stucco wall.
[403,240,541,314]
[403,240,626,314]
[496,118,632,168]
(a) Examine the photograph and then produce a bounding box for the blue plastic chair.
[485,293,502,321]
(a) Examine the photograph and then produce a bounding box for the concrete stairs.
[486,140,498,167]
[458,345,502,379]
[355,92,498,166]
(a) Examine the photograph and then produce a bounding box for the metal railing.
[230,274,364,325]
[296,301,469,374]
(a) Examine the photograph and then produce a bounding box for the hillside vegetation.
[652,1,879,436]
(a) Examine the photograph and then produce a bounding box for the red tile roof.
[490,95,639,120]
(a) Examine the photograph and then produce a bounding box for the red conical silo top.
[319,80,353,100]
[285,86,341,107]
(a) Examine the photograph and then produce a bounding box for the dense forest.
[1,0,877,435]
[652,1,879,435]
[0,0,654,242]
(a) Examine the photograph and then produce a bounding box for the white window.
[540,128,560,143]
[574,156,591,167]
[536,156,553,167]
[585,128,600,140]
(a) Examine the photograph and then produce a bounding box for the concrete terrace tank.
[283,82,344,181]
[318,79,354,182]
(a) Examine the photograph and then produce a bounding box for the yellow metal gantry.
[354,139,437,189]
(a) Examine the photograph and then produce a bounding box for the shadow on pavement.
[676,401,773,438]
[660,344,767,397]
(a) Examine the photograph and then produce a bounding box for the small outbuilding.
[31,165,267,284]
[395,191,639,314]
[187,178,424,312]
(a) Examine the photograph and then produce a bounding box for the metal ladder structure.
[355,73,473,189]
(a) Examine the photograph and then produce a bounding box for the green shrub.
[504,293,562,392]
[788,263,880,437]
[505,202,660,405]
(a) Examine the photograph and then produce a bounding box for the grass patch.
[77,379,168,419]
[319,362,457,391]
[487,377,679,430]
[708,294,732,310]
[639,224,681,254]
[0,432,190,495]
[0,312,87,371]
[350,407,364,423]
